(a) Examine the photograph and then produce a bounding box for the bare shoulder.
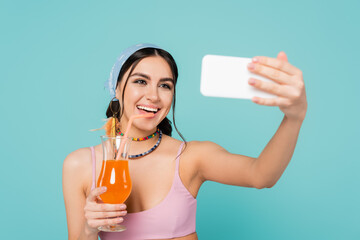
[180,141,226,175]
[161,134,183,145]
[158,136,223,158]
[183,140,227,157]
[63,147,92,170]
[160,134,184,153]
[63,147,93,193]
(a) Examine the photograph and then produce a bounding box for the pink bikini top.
[90,142,197,240]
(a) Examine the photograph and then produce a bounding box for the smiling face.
[115,56,174,136]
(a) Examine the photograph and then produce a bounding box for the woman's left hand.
[247,52,307,122]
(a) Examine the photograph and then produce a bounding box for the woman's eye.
[160,84,172,90]
[134,79,147,85]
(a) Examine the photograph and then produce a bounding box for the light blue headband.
[105,43,162,101]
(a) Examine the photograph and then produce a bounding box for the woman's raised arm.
[195,52,307,189]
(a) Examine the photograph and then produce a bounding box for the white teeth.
[137,105,158,113]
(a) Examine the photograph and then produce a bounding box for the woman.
[63,43,307,240]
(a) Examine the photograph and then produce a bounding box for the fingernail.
[248,78,255,85]
[116,218,123,223]
[247,62,255,70]
[102,187,107,191]
[120,204,126,210]
[252,57,259,63]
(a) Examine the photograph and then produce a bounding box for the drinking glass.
[97,136,132,232]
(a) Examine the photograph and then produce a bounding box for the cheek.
[123,86,143,104]
[161,92,174,108]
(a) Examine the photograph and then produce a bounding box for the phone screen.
[200,55,275,99]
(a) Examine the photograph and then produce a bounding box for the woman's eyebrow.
[130,72,174,83]
[130,73,150,79]
[159,78,174,84]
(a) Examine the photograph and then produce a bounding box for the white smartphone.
[200,54,276,99]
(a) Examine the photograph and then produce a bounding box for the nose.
[146,85,160,102]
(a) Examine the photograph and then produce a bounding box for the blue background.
[1,0,359,239]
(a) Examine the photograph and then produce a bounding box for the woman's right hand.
[84,187,127,233]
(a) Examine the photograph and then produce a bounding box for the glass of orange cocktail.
[97,136,132,232]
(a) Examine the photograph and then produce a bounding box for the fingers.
[248,62,292,85]
[251,55,301,76]
[248,52,306,119]
[85,210,127,220]
[252,96,291,107]
[84,187,128,230]
[248,78,295,99]
[84,203,127,230]
[87,187,107,202]
[87,217,124,229]
[85,202,127,212]
[277,51,288,62]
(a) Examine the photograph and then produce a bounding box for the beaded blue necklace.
[128,130,162,159]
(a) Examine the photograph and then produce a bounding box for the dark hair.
[106,48,185,142]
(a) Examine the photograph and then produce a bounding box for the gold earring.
[104,97,120,137]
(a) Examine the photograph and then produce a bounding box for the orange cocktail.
[97,113,153,232]
[98,135,132,232]
[97,159,132,204]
